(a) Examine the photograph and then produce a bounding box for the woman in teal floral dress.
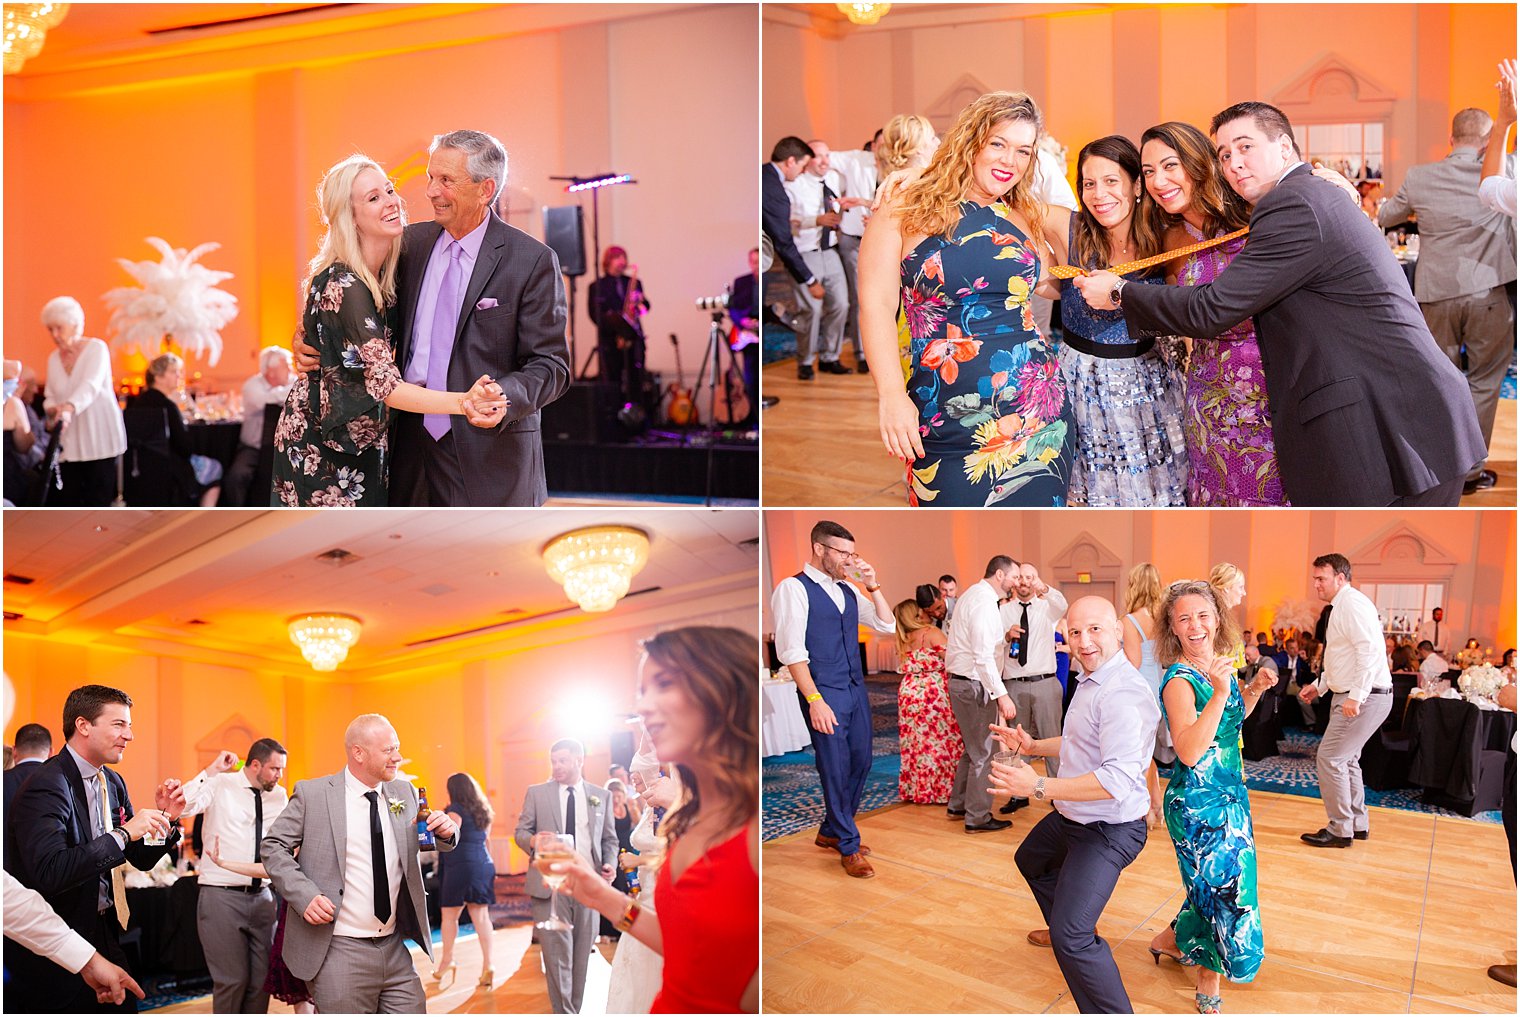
[273,154,504,507]
[1155,579,1274,1013]
[859,91,1075,506]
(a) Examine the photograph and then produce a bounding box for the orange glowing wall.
[4,4,758,394]
[761,511,1517,657]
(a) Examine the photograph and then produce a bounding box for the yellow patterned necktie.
[98,772,131,929]
[1046,226,1250,279]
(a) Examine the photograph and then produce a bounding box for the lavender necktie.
[425,241,463,440]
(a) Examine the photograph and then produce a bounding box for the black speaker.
[543,205,586,277]
[542,381,612,443]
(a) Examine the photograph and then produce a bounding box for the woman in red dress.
[552,625,758,1013]
[894,598,963,803]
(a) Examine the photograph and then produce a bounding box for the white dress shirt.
[555,779,596,865]
[1057,649,1160,825]
[998,588,1069,680]
[1032,148,1079,212]
[3,871,96,974]
[239,373,291,448]
[784,172,834,253]
[772,563,895,667]
[334,768,403,939]
[1318,584,1393,703]
[44,338,127,462]
[1415,619,1446,654]
[826,149,878,237]
[178,768,289,888]
[1419,653,1451,682]
[945,579,1008,700]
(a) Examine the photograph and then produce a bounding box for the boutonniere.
[587,794,602,808]
[387,796,406,816]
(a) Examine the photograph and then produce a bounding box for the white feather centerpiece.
[102,237,238,367]
[1271,598,1322,635]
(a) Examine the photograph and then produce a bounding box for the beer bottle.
[416,786,436,849]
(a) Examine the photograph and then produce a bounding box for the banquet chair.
[249,402,282,506]
[122,407,194,507]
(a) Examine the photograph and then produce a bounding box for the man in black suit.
[729,247,761,425]
[4,685,183,1013]
[763,136,828,380]
[4,721,52,812]
[1076,101,1485,506]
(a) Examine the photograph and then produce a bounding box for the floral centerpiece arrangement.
[102,237,238,367]
[1457,662,1506,706]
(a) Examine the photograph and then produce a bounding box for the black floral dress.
[272,263,401,506]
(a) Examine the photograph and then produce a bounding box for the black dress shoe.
[1464,469,1498,494]
[856,360,870,374]
[965,818,1013,833]
[1353,829,1368,841]
[1300,828,1352,848]
[946,807,966,818]
[999,797,1029,815]
[797,364,815,381]
[819,360,851,375]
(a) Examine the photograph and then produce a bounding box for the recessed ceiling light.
[388,533,403,540]
[94,525,109,533]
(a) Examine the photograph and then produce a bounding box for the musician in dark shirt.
[587,246,649,408]
[728,248,761,425]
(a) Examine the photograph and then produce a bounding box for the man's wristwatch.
[1110,278,1127,307]
[1034,777,1047,801]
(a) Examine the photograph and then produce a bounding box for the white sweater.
[44,338,126,462]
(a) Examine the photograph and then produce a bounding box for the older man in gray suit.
[262,715,458,1014]
[513,738,619,1014]
[1379,107,1518,495]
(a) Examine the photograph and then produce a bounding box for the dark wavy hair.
[445,772,493,831]
[1138,121,1251,246]
[1154,580,1242,669]
[640,626,758,847]
[1071,135,1161,270]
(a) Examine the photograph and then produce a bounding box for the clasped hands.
[461,376,508,427]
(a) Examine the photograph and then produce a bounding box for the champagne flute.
[532,831,577,931]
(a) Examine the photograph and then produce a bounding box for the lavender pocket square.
[476,297,499,310]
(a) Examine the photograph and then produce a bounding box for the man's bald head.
[345,713,401,786]
[1066,596,1122,674]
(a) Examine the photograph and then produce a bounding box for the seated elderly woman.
[3,357,45,505]
[41,296,127,506]
[127,353,223,506]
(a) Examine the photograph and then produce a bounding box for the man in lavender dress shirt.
[991,596,1159,1014]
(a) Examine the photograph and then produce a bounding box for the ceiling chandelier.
[288,613,362,672]
[4,3,69,75]
[836,2,890,26]
[542,526,650,613]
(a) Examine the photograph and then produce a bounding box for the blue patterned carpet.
[763,679,1501,842]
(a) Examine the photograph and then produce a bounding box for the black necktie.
[1434,621,1439,648]
[364,791,391,923]
[1018,603,1031,666]
[820,181,837,250]
[249,786,264,892]
[564,787,577,848]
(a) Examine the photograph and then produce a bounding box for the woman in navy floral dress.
[860,91,1075,507]
[273,154,504,507]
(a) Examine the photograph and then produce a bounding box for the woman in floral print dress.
[860,91,1076,507]
[273,154,504,507]
[893,599,962,803]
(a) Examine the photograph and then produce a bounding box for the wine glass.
[532,831,577,931]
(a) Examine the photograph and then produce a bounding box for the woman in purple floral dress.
[1138,122,1287,506]
[273,154,504,507]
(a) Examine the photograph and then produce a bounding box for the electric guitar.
[665,333,696,426]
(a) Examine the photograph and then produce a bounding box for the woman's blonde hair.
[875,114,937,179]
[1154,580,1242,669]
[305,154,404,309]
[893,598,933,657]
[897,91,1048,244]
[1124,562,1163,617]
[1208,561,1243,594]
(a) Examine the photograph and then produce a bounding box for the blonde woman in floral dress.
[893,599,962,803]
[273,154,504,507]
[860,91,1075,506]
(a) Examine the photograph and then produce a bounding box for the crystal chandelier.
[542,526,651,613]
[4,3,69,75]
[288,613,363,672]
[836,2,890,26]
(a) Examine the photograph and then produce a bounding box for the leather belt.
[1333,687,1392,695]
[1005,672,1056,683]
[207,883,268,894]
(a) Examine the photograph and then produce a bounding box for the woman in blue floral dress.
[272,154,504,507]
[1155,579,1274,1013]
[859,91,1075,506]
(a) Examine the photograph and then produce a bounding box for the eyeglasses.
[816,542,856,557]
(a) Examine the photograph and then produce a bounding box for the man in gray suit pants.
[263,715,458,1013]
[513,738,619,1014]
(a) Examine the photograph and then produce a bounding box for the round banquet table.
[762,680,811,757]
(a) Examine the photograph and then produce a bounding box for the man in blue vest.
[771,520,895,878]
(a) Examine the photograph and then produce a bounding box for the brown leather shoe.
[840,851,875,878]
[1027,928,1051,947]
[815,833,871,855]
[1489,963,1517,987]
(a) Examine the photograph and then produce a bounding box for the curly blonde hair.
[897,91,1048,245]
[1154,580,1242,669]
[875,113,937,179]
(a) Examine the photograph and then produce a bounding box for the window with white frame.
[1294,121,1385,182]
[1364,582,1445,639]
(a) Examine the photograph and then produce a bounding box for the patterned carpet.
[762,677,1501,843]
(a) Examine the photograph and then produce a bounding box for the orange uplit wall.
[4,4,757,396]
[761,510,1517,661]
[765,3,1514,194]
[4,600,755,872]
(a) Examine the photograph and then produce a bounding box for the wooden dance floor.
[760,351,1520,508]
[149,927,619,1014]
[763,787,1517,1014]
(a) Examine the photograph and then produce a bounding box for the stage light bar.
[566,173,634,193]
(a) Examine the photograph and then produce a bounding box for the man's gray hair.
[258,345,293,373]
[431,129,508,196]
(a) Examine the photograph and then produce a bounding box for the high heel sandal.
[1195,991,1222,1014]
[1150,945,1192,966]
[478,967,495,988]
[432,962,456,984]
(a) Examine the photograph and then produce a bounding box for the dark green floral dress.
[272,263,401,507]
[1159,663,1265,982]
